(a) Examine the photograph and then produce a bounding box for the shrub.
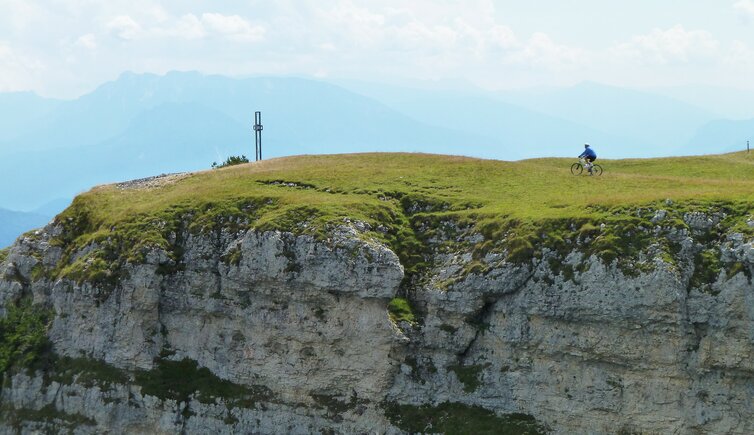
[212,155,250,169]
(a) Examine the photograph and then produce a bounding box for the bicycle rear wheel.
[570,163,583,175]
[592,165,603,176]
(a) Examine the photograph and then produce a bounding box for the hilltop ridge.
[3,71,750,212]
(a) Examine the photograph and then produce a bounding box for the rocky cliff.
[2,153,754,434]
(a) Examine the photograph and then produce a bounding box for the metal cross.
[253,111,263,161]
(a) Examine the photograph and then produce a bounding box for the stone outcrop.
[2,209,754,434]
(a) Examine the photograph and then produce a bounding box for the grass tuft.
[387,297,416,324]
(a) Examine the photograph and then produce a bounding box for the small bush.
[212,155,250,169]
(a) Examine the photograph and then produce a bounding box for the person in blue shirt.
[579,143,597,174]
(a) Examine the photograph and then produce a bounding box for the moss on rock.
[384,401,548,434]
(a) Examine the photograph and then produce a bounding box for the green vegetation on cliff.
[135,358,272,407]
[384,401,547,434]
[32,151,754,290]
[0,299,52,374]
[388,297,416,324]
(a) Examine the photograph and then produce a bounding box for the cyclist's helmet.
[584,143,590,148]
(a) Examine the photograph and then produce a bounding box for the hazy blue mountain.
[0,72,498,210]
[0,208,51,248]
[339,80,722,158]
[649,85,754,121]
[31,198,72,217]
[495,82,717,155]
[337,81,628,158]
[686,118,754,154]
[0,92,61,146]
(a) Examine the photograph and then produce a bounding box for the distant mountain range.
[0,208,52,248]
[1,71,753,219]
[0,198,70,247]
[336,80,745,158]
[494,82,716,154]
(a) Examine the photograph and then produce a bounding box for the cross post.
[253,111,263,161]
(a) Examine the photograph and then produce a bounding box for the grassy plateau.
[59,151,754,226]
[37,151,754,287]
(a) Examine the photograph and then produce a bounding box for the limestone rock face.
[2,214,754,434]
[393,254,754,434]
[0,224,404,433]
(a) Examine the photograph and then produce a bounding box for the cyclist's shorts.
[586,156,597,162]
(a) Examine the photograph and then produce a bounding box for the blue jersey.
[579,148,596,159]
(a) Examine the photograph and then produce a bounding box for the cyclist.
[579,144,597,174]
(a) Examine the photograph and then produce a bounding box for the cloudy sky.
[2,0,754,97]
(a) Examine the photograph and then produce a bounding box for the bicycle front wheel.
[592,165,603,176]
[570,163,583,175]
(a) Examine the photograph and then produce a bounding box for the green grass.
[56,151,754,228]
[42,151,754,289]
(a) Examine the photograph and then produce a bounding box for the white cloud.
[734,0,754,22]
[507,33,590,70]
[200,13,265,42]
[164,14,206,40]
[75,33,97,50]
[725,40,754,67]
[0,41,44,91]
[307,1,587,72]
[488,25,517,50]
[8,0,754,96]
[107,15,142,40]
[104,12,264,43]
[611,25,719,65]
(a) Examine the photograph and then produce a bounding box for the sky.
[2,0,754,98]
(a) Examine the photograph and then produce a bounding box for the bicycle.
[571,158,603,176]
